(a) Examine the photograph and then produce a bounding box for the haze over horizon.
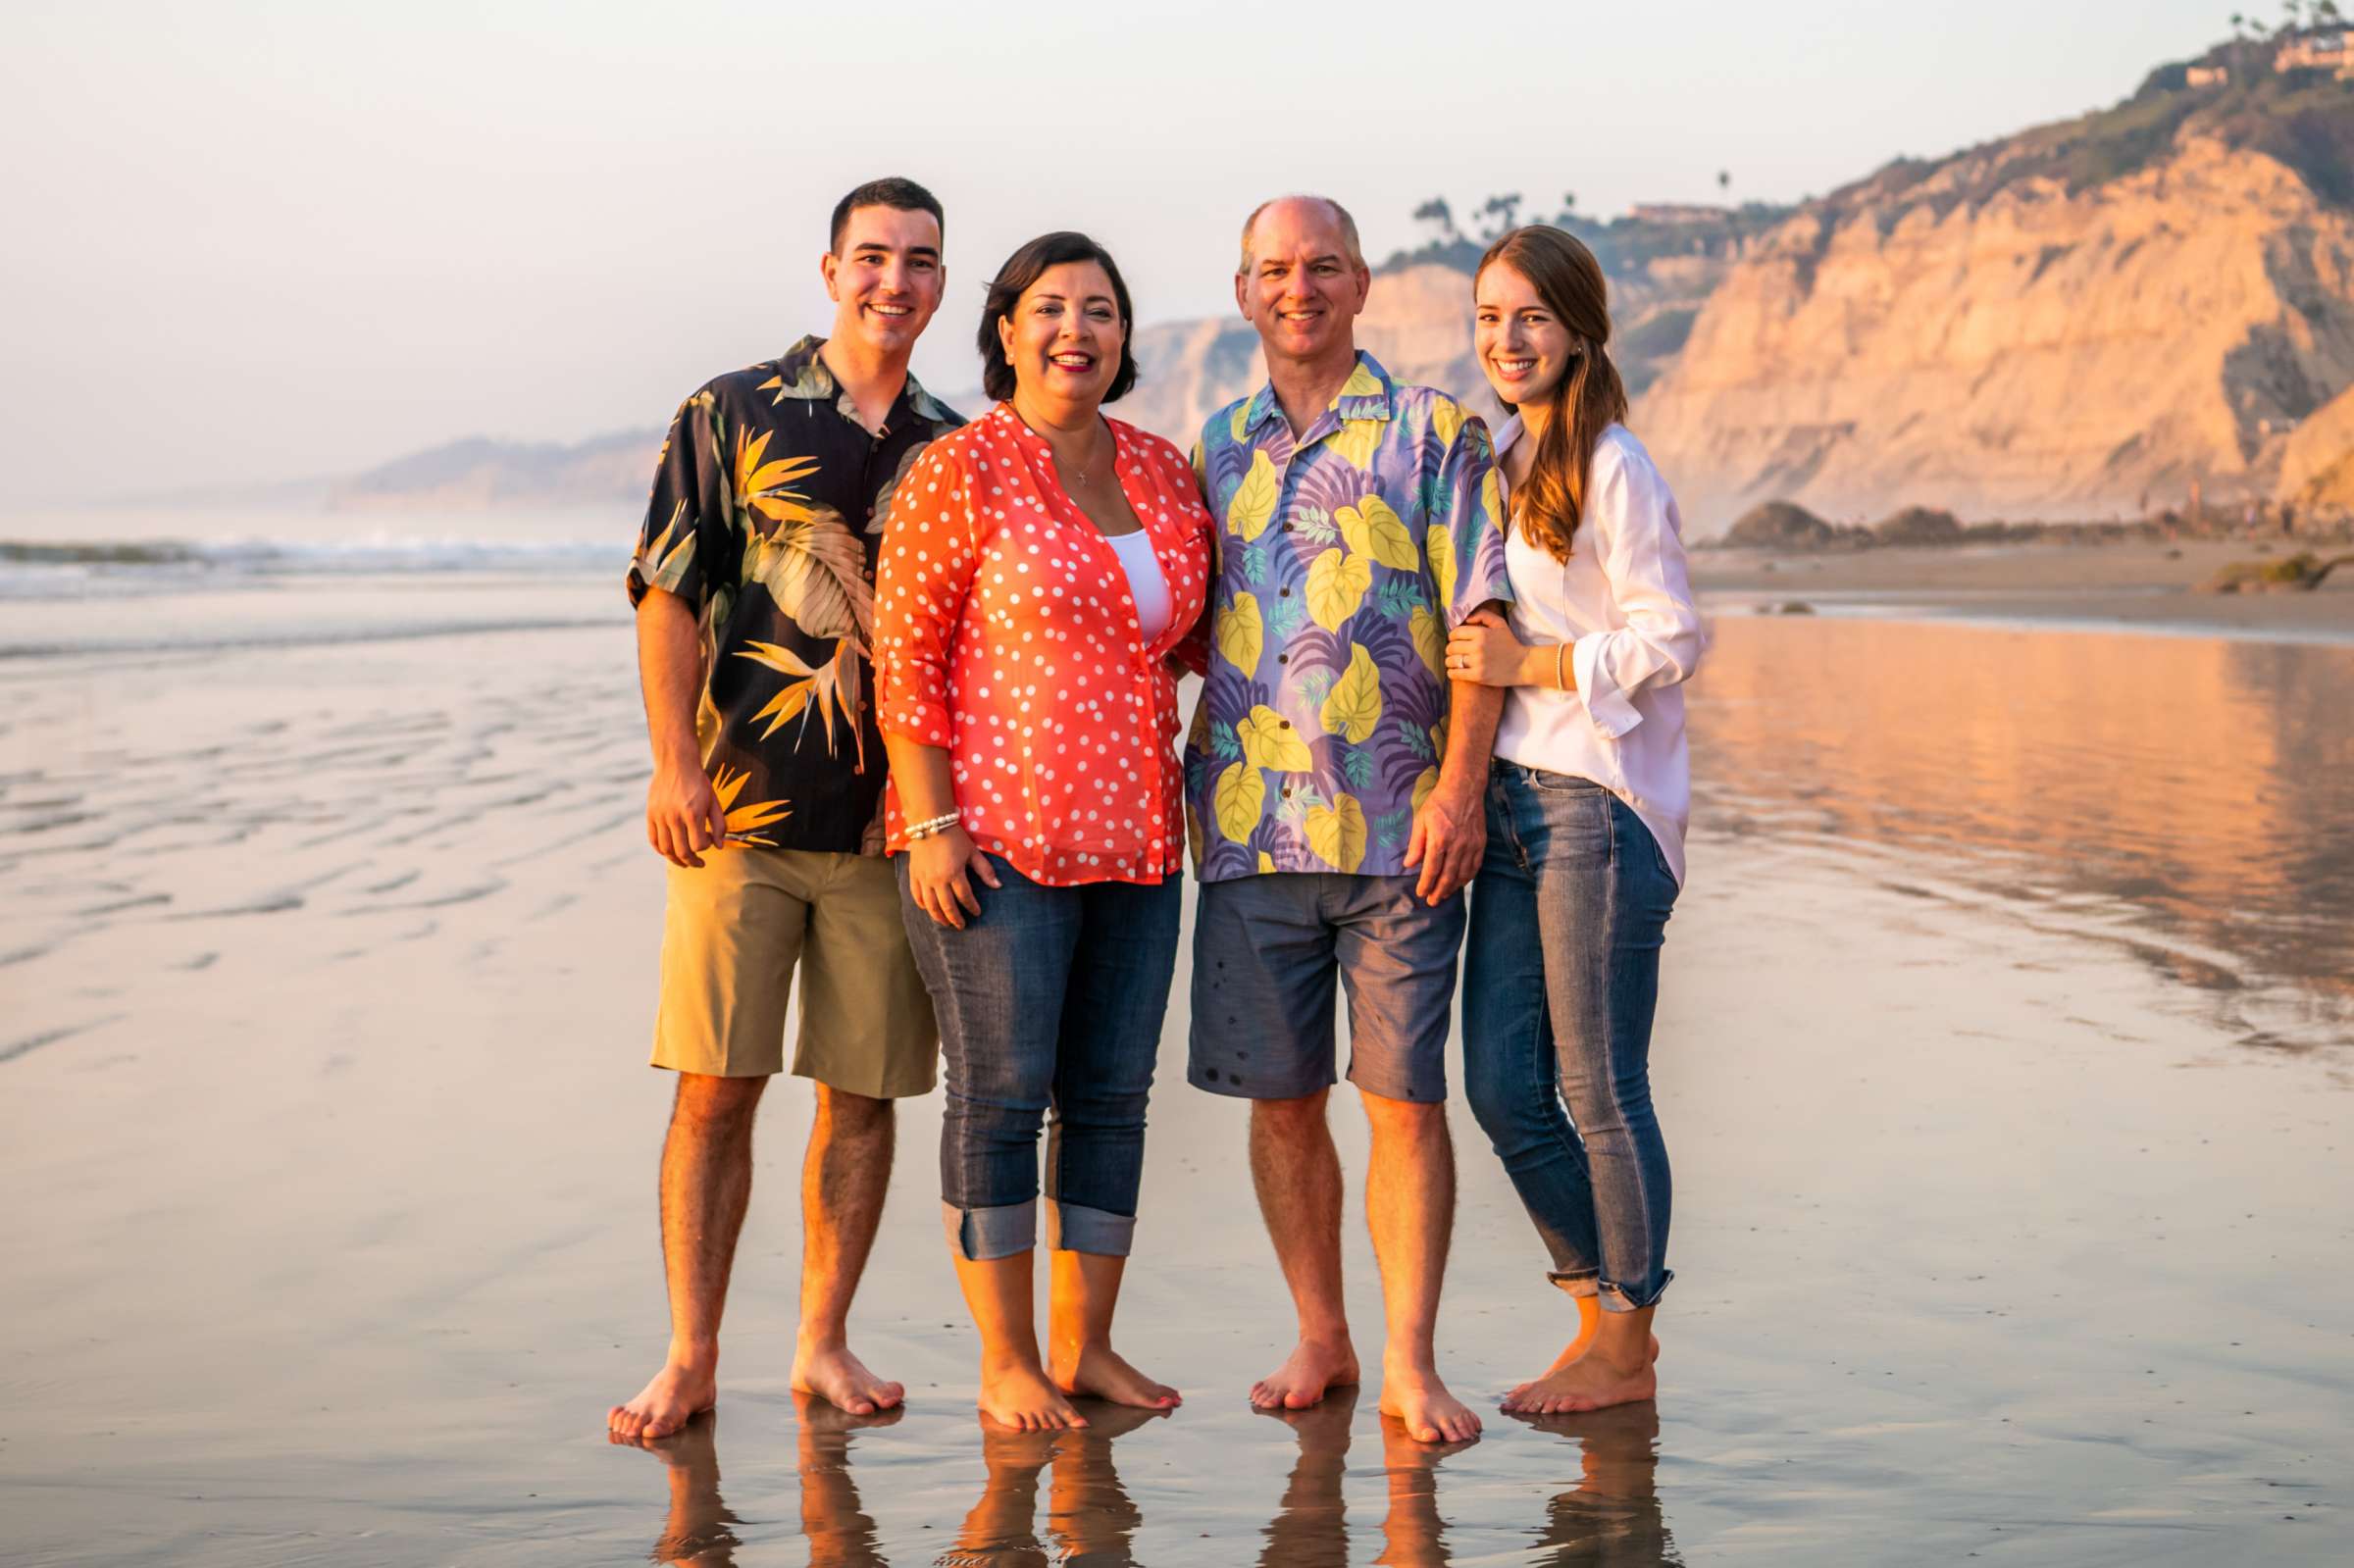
[2,0,2251,507]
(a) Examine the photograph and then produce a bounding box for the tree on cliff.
[1411,197,1458,246]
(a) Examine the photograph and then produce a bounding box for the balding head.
[1239,194,1364,277]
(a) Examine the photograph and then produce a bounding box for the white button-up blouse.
[1491,419,1705,885]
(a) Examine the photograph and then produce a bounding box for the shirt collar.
[1495,411,1526,458]
[763,334,947,432]
[1240,349,1396,438]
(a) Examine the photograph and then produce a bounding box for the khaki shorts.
[651,847,937,1096]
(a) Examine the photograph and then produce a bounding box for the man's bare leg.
[1047,1248,1181,1410]
[1361,1091,1480,1443]
[1247,1089,1361,1409]
[790,1084,901,1415]
[610,1072,767,1440]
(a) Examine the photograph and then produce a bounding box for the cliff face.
[1636,136,2354,529]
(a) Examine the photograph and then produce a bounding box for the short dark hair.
[829,177,944,254]
[977,231,1139,404]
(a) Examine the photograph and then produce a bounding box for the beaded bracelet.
[904,811,961,841]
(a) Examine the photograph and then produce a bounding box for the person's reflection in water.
[610,1413,743,1567]
[1514,1403,1680,1565]
[794,1391,901,1568]
[1254,1389,1476,1568]
[942,1404,1166,1565]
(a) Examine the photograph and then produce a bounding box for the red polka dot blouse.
[875,404,1213,885]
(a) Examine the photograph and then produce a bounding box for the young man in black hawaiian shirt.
[609,177,962,1439]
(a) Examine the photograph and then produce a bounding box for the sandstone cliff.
[1637,135,2354,529]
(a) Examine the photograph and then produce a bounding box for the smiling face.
[821,204,946,358]
[1235,198,1369,368]
[1474,259,1576,409]
[997,260,1125,414]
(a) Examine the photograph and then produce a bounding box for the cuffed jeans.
[896,856,1180,1261]
[1462,764,1679,1311]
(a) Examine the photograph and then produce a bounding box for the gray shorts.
[1189,873,1466,1104]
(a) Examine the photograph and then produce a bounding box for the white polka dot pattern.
[874,404,1214,886]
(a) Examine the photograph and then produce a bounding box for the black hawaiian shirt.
[627,335,963,853]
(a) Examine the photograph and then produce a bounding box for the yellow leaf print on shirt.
[1408,605,1446,678]
[1410,766,1441,814]
[1230,400,1252,442]
[1336,495,1418,572]
[1237,705,1313,773]
[733,429,821,527]
[1257,849,1276,874]
[1431,397,1463,449]
[711,764,792,844]
[1337,362,1384,402]
[1305,548,1371,632]
[1320,643,1385,744]
[1328,418,1383,471]
[1304,794,1368,873]
[1425,519,1458,608]
[1215,591,1263,672]
[1212,761,1266,842]
[1227,448,1278,540]
[1480,467,1503,536]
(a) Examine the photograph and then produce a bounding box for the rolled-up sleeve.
[1570,443,1704,738]
[873,443,977,747]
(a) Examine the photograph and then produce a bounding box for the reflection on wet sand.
[620,1395,899,1568]
[1690,619,2354,1050]
[1514,1403,1679,1566]
[941,1404,1164,1565]
[1253,1389,1480,1568]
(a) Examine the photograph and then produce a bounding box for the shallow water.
[1,583,2347,1565]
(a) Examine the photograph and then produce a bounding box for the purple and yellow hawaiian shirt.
[1184,351,1510,882]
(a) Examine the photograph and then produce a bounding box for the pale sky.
[1,0,2238,505]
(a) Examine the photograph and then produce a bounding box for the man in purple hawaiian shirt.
[1183,194,1511,1445]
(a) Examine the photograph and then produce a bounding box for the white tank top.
[1104,528,1171,641]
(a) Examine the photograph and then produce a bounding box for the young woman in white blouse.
[1444,225,1704,1414]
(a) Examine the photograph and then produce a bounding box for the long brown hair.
[1477,227,1626,562]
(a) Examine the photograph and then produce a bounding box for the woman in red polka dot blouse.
[875,231,1212,1432]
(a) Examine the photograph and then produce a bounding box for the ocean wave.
[0,534,615,594]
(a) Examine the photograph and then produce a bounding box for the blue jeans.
[896,857,1180,1261]
[1462,764,1679,1311]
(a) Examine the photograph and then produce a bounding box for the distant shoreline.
[1692,536,2354,643]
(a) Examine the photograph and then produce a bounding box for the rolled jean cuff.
[1047,1199,1137,1257]
[943,1198,1037,1262]
[1547,1269,1601,1298]
[1597,1268,1673,1313]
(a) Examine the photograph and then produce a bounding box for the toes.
[876,1383,906,1407]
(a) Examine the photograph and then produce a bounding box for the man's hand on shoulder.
[647,759,727,869]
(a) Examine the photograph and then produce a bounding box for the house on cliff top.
[2275,26,2354,76]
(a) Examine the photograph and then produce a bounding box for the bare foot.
[609,1353,717,1441]
[1501,1343,1658,1415]
[979,1356,1090,1432]
[791,1336,904,1417]
[1378,1359,1482,1444]
[1250,1336,1361,1410]
[1051,1341,1181,1410]
[1502,1334,1659,1412]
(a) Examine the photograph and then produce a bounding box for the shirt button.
[1278,719,1291,730]
[1279,586,1291,597]
[1281,786,1293,798]
[1277,653,1288,665]
[1282,522,1294,532]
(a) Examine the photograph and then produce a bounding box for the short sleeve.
[1432,408,1513,627]
[627,389,737,610]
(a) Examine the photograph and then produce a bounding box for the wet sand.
[1695,536,2354,641]
[2,584,2349,1564]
